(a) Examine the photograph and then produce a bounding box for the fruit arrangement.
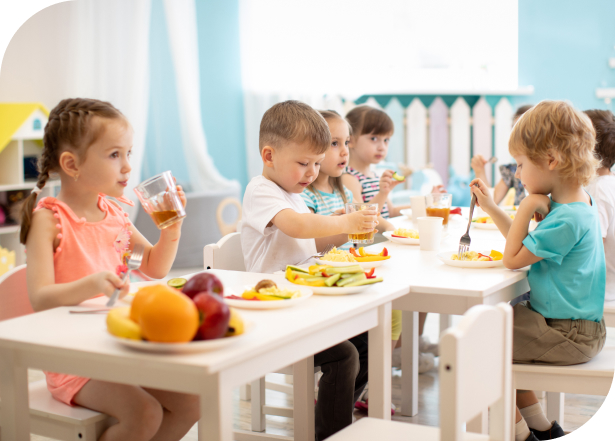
[450,250,503,262]
[348,247,390,262]
[391,228,419,239]
[106,272,244,343]
[224,279,302,301]
[285,264,383,288]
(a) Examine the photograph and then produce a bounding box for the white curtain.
[162,0,239,193]
[67,0,152,219]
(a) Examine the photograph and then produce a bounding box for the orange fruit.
[137,285,199,343]
[130,285,159,323]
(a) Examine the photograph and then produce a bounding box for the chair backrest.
[439,303,513,441]
[0,264,34,321]
[203,232,246,271]
[216,197,243,237]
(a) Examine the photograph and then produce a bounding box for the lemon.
[167,278,187,289]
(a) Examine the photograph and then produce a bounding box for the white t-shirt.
[239,175,317,274]
[586,175,615,302]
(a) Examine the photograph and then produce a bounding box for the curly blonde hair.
[509,100,598,186]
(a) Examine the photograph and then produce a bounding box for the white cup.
[417,216,443,251]
[410,195,426,223]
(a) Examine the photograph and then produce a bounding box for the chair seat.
[327,418,490,441]
[27,380,109,425]
[513,346,615,396]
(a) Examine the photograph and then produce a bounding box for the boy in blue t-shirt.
[470,101,606,441]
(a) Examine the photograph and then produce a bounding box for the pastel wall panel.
[406,98,428,171]
[450,97,471,177]
[429,97,449,186]
[494,97,514,183]
[384,97,405,169]
[472,97,493,185]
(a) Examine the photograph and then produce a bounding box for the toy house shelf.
[0,103,59,272]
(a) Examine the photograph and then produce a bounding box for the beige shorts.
[513,302,606,365]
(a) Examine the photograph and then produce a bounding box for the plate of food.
[471,214,515,229]
[284,264,383,295]
[223,280,312,309]
[383,229,419,245]
[437,250,504,268]
[315,246,390,269]
[108,275,250,353]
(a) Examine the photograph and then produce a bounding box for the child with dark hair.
[585,109,615,302]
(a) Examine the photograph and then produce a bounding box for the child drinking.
[21,98,199,441]
[585,109,615,303]
[239,100,377,440]
[470,100,606,441]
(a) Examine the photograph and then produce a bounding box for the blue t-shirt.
[301,186,354,215]
[522,196,606,322]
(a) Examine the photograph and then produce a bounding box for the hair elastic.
[31,187,42,195]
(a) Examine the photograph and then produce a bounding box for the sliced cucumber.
[344,277,384,287]
[325,273,341,287]
[325,265,363,274]
[337,273,367,287]
[286,265,309,274]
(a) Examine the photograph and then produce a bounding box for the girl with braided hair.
[20,98,198,440]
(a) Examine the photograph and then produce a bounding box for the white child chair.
[204,233,319,440]
[0,265,114,440]
[328,303,514,441]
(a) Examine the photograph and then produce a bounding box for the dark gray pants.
[314,332,368,440]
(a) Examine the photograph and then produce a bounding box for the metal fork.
[458,191,478,260]
[294,244,335,266]
[106,244,144,307]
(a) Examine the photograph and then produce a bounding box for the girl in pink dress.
[20,98,198,441]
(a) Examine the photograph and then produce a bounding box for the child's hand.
[344,209,378,233]
[471,155,488,174]
[469,178,497,213]
[431,185,446,194]
[379,170,403,195]
[176,184,187,208]
[93,271,130,299]
[520,194,550,222]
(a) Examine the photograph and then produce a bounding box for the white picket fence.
[243,93,519,187]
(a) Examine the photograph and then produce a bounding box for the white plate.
[400,208,412,219]
[308,284,372,295]
[383,231,419,245]
[315,258,385,269]
[110,322,253,354]
[471,221,499,230]
[437,251,504,268]
[223,285,312,310]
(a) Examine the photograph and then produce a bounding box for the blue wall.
[144,0,246,190]
[512,0,615,112]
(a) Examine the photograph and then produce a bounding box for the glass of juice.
[345,202,378,244]
[134,171,186,229]
[425,193,452,225]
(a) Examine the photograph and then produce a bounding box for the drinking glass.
[425,193,453,225]
[134,171,186,230]
[345,202,378,244]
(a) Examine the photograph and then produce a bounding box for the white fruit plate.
[110,321,253,354]
[383,231,419,245]
[223,285,312,310]
[437,251,504,268]
[314,258,385,270]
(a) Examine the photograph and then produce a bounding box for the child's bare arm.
[272,209,377,239]
[502,194,549,269]
[470,179,514,236]
[26,210,128,311]
[129,185,187,279]
[315,234,351,251]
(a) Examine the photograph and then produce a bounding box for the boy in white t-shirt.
[239,100,378,440]
[585,109,615,302]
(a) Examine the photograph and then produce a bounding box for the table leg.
[251,377,266,432]
[198,373,233,441]
[545,392,564,427]
[293,356,315,441]
[368,302,392,420]
[0,348,30,440]
[401,311,419,416]
[439,313,452,336]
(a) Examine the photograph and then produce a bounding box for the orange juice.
[348,230,376,244]
[426,207,450,225]
[151,210,182,229]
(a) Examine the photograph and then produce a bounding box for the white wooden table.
[367,213,529,420]
[0,269,408,441]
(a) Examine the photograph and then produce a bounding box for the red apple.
[193,292,230,340]
[182,272,224,298]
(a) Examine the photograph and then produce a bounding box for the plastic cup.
[134,171,186,230]
[410,195,426,223]
[345,202,378,244]
[425,193,453,225]
[417,216,443,251]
